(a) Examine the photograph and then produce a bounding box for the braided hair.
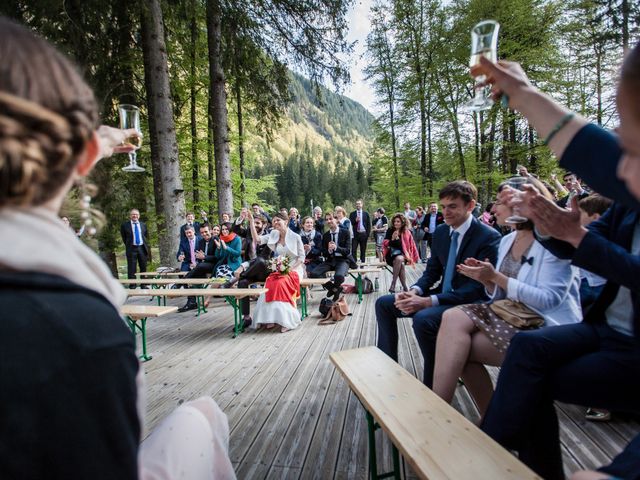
[0,17,99,208]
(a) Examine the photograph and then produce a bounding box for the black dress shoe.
[242,317,252,329]
[332,287,343,302]
[177,303,197,313]
[323,280,335,292]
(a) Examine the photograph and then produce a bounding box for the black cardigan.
[0,271,140,480]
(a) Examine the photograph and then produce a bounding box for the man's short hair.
[184,225,195,232]
[251,203,260,208]
[200,223,210,230]
[579,194,612,217]
[313,206,322,213]
[325,212,337,220]
[253,214,266,223]
[438,180,478,204]
[563,171,577,181]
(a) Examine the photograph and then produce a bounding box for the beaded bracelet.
[543,113,575,145]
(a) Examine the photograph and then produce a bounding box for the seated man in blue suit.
[176,225,198,272]
[375,181,501,387]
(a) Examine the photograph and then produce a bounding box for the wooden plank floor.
[131,263,639,479]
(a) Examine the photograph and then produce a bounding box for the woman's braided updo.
[0,17,99,208]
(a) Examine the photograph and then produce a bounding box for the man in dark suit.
[310,212,357,301]
[176,225,198,272]
[375,181,501,387]
[349,199,371,263]
[120,209,150,286]
[179,212,201,242]
[425,202,445,255]
[482,196,640,479]
[177,224,216,312]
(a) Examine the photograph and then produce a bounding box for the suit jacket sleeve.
[435,225,501,305]
[542,205,640,292]
[311,232,323,256]
[120,222,128,245]
[336,230,351,256]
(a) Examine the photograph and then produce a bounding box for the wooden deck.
[130,264,639,479]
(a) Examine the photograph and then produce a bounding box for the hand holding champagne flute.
[465,20,500,112]
[118,104,145,172]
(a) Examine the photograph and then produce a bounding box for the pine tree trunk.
[207,0,234,220]
[426,92,433,198]
[141,0,185,266]
[233,37,246,203]
[190,0,200,206]
[207,109,215,213]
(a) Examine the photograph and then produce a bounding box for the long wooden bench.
[330,346,541,480]
[121,305,178,361]
[126,288,268,337]
[137,270,187,278]
[120,278,225,307]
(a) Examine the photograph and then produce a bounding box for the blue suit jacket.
[541,203,640,338]
[176,237,197,270]
[413,216,501,305]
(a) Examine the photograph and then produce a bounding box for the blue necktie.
[442,231,459,293]
[133,222,142,245]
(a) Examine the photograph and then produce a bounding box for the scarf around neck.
[0,207,127,309]
[220,231,237,243]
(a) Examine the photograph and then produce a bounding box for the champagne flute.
[118,104,145,172]
[505,176,528,224]
[464,20,500,112]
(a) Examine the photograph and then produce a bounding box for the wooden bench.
[126,288,268,337]
[120,278,225,306]
[348,268,382,303]
[330,346,541,480]
[299,278,330,318]
[121,305,178,361]
[137,270,187,278]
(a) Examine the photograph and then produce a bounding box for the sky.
[342,0,378,114]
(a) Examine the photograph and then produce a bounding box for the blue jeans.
[375,293,453,387]
[481,322,640,480]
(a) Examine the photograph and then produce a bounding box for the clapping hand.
[394,290,431,315]
[328,241,337,252]
[457,258,496,286]
[195,249,205,260]
[392,231,400,241]
[220,239,227,249]
[214,239,221,249]
[303,243,311,253]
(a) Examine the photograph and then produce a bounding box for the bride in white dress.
[248,213,306,332]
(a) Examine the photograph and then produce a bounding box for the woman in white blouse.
[248,213,305,332]
[432,178,582,416]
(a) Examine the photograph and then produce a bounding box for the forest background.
[1,0,637,272]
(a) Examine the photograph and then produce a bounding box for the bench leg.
[126,316,152,362]
[349,273,363,304]
[224,296,242,338]
[365,410,401,480]
[300,286,308,318]
[196,295,207,316]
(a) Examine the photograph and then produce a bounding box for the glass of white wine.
[505,176,528,224]
[118,104,145,172]
[464,20,500,112]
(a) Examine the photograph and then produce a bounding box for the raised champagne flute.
[464,20,500,112]
[118,104,145,172]
[505,176,528,224]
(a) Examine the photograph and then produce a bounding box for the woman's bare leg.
[462,333,505,417]
[433,307,477,403]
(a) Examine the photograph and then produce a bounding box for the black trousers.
[352,232,368,263]
[126,245,147,287]
[183,261,215,306]
[481,323,640,480]
[310,258,349,291]
[237,257,270,316]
